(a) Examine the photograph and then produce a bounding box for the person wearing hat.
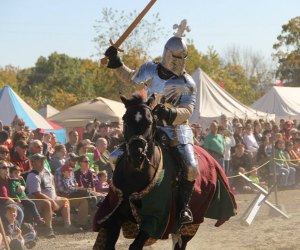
[0,160,24,225]
[54,152,90,228]
[55,152,79,195]
[26,153,80,238]
[232,123,245,154]
[10,140,31,173]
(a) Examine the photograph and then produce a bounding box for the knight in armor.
[104,19,198,225]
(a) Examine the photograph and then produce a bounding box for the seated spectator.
[8,165,45,225]
[0,145,10,162]
[1,204,26,250]
[74,156,96,191]
[284,140,300,185]
[33,129,49,159]
[26,154,80,238]
[248,166,268,190]
[243,124,259,161]
[233,167,252,194]
[97,122,123,152]
[94,137,113,182]
[65,131,79,153]
[0,131,9,146]
[231,143,252,174]
[28,140,51,172]
[253,121,263,145]
[257,136,272,163]
[2,126,13,150]
[96,170,109,193]
[0,160,24,225]
[43,133,54,156]
[74,155,104,210]
[273,139,296,188]
[49,144,67,174]
[57,164,89,229]
[10,140,31,175]
[75,141,96,172]
[83,121,97,142]
[232,123,245,154]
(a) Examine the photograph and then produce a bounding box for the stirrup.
[179,208,193,225]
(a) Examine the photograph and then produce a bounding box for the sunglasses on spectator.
[0,151,9,154]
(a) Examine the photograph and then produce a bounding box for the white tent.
[251,86,300,122]
[190,68,275,127]
[38,104,60,118]
[49,96,126,129]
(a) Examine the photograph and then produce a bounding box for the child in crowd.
[248,166,268,191]
[8,165,45,225]
[2,205,25,250]
[61,165,80,196]
[97,170,109,193]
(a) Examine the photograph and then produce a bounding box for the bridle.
[124,104,157,167]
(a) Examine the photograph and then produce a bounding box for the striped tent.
[0,85,66,143]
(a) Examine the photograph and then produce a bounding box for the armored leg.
[176,144,198,225]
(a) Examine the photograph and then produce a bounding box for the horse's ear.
[146,93,156,109]
[120,95,128,106]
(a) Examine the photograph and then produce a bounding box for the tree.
[0,65,19,90]
[223,45,275,90]
[93,8,164,59]
[273,16,300,86]
[17,53,101,109]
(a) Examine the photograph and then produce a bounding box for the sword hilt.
[100,39,124,65]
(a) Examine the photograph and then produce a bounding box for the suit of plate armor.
[105,19,197,225]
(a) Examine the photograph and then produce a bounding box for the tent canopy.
[251,86,300,121]
[190,68,275,127]
[38,104,60,118]
[0,85,66,143]
[49,96,126,128]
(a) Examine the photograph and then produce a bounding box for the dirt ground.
[36,189,300,250]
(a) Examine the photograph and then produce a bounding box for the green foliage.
[0,65,19,90]
[273,16,300,86]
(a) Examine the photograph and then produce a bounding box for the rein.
[124,103,157,169]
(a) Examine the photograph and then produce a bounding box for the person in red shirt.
[10,140,31,173]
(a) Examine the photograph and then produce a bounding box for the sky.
[1,0,300,69]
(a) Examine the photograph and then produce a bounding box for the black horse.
[93,94,237,250]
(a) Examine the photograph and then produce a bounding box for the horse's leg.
[104,218,121,250]
[173,236,192,250]
[129,230,150,250]
[93,216,121,250]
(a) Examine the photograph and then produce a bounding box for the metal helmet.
[161,19,190,76]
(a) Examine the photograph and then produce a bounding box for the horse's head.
[120,94,156,168]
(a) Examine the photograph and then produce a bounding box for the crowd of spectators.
[192,115,300,194]
[0,118,122,250]
[1,113,300,249]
